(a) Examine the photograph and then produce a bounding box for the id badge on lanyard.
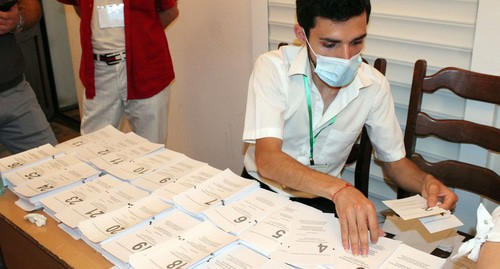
[304,75,336,174]
[97,3,124,28]
[308,163,329,174]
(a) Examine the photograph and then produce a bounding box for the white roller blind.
[267,0,479,205]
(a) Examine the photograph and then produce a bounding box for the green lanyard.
[303,76,337,165]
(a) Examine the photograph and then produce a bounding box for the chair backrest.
[398,59,500,202]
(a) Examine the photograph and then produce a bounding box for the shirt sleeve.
[242,52,288,143]
[365,76,406,162]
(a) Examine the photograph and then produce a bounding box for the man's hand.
[333,186,384,256]
[421,174,458,210]
[0,4,19,35]
[383,158,459,211]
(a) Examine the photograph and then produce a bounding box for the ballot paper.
[335,237,403,269]
[89,142,165,170]
[3,154,83,187]
[239,202,317,257]
[173,169,260,217]
[382,195,447,220]
[101,209,201,265]
[0,144,61,173]
[419,212,464,234]
[128,221,238,269]
[40,174,124,215]
[194,244,271,269]
[105,149,186,181]
[65,131,152,162]
[152,164,222,203]
[55,181,149,228]
[270,211,339,267]
[204,188,290,235]
[55,125,125,153]
[379,243,446,268]
[78,195,173,243]
[11,162,100,211]
[13,162,100,198]
[132,157,206,192]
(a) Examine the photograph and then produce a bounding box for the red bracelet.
[331,182,351,201]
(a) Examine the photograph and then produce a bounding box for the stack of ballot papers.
[3,154,100,211]
[172,169,260,219]
[2,126,474,269]
[203,188,290,235]
[152,164,222,203]
[77,195,174,244]
[131,156,206,192]
[0,143,62,173]
[100,209,202,268]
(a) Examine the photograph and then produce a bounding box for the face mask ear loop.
[303,30,318,67]
[303,30,317,56]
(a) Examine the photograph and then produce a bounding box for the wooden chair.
[398,59,500,202]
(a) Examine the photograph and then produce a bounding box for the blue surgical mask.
[305,38,362,87]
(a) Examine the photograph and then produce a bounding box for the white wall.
[62,5,84,116]
[165,0,255,172]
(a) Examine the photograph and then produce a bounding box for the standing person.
[0,0,58,154]
[58,0,178,144]
[242,0,458,257]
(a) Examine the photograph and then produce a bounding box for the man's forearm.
[383,158,427,194]
[255,138,345,199]
[159,5,178,29]
[18,0,41,30]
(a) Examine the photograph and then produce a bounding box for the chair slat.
[415,113,500,152]
[411,154,500,202]
[423,68,500,104]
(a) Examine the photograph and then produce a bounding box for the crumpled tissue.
[24,213,47,227]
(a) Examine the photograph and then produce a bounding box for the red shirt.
[58,0,176,99]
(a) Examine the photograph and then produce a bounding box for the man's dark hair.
[296,0,371,37]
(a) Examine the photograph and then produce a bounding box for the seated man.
[242,0,458,257]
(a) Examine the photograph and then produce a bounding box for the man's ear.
[294,24,306,44]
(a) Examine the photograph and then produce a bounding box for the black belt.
[93,51,126,65]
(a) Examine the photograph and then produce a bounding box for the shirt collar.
[288,46,311,77]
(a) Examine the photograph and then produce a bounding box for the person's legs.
[125,86,169,144]
[80,61,124,135]
[0,80,57,154]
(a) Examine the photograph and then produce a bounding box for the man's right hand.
[0,4,19,35]
[332,185,384,256]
